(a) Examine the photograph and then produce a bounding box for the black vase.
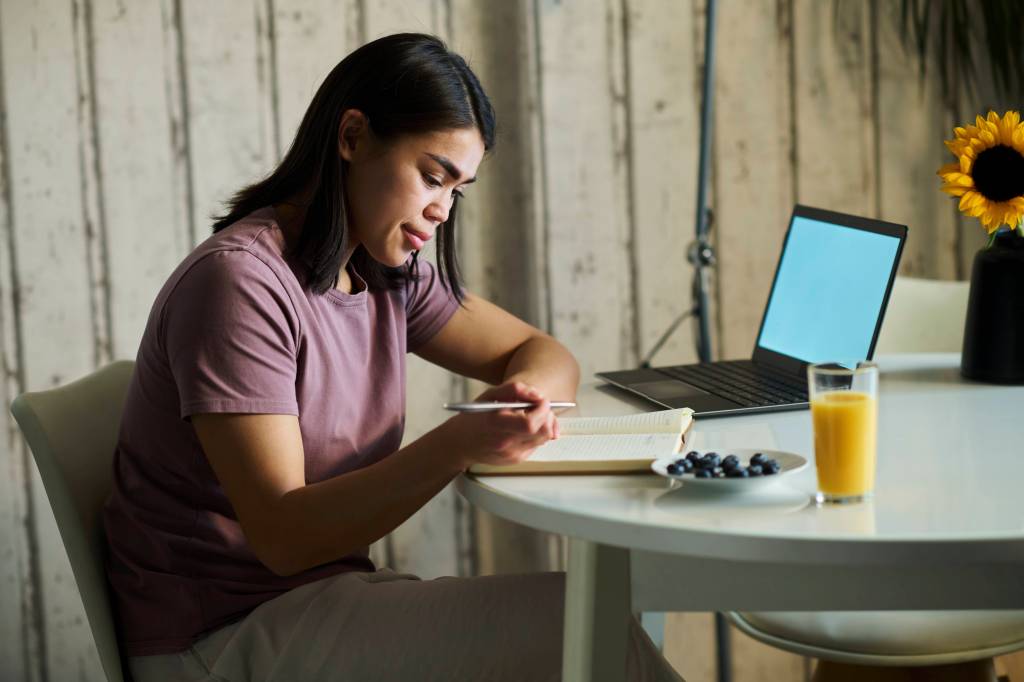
[961,230,1024,383]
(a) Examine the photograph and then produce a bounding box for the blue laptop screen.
[756,216,901,365]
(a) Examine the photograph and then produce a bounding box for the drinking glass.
[808,362,878,505]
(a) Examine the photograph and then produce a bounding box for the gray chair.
[11,360,135,682]
[728,277,1024,678]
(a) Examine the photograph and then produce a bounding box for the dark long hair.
[212,33,495,300]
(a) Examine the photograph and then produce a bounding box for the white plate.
[651,448,808,493]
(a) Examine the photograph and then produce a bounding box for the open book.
[469,408,694,475]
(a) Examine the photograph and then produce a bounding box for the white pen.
[443,401,577,412]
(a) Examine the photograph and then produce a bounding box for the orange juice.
[811,391,877,497]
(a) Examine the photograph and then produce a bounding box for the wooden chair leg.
[813,658,997,682]
[997,649,1024,681]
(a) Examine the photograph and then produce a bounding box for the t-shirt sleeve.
[163,250,300,419]
[405,259,460,353]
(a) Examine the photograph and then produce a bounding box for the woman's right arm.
[192,382,555,577]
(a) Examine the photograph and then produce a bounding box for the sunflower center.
[972,145,1024,202]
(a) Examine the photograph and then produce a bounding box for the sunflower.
[938,110,1024,237]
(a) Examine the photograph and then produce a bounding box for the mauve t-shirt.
[102,207,459,656]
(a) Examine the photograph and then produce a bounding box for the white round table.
[456,354,1024,681]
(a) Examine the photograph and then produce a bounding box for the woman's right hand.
[441,381,558,470]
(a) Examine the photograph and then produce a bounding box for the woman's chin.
[370,249,414,268]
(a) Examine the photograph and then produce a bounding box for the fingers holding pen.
[494,397,555,444]
[444,388,563,467]
[526,398,558,444]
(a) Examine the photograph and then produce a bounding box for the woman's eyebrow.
[425,153,476,184]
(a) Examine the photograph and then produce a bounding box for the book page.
[528,432,683,462]
[558,408,692,436]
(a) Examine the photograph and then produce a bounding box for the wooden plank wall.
[0,0,1009,680]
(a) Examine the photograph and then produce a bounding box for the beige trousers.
[129,569,684,682]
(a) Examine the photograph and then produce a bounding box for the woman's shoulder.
[171,208,291,285]
[154,208,301,319]
[196,207,287,263]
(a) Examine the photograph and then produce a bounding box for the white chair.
[11,360,135,682]
[728,277,1024,679]
[874,276,971,354]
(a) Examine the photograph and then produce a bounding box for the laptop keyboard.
[657,360,809,408]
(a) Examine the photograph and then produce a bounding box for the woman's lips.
[401,225,431,250]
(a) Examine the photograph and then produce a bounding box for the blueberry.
[750,453,768,467]
[722,455,740,470]
[701,453,721,469]
[762,460,781,475]
[726,467,749,478]
[747,464,763,477]
[685,451,701,463]
[712,466,725,478]
[695,469,712,479]
[667,463,682,475]
[680,459,694,472]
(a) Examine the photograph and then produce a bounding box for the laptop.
[596,205,907,417]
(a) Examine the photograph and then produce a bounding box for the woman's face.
[341,115,485,268]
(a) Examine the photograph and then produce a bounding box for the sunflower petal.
[983,210,1001,231]
[944,139,965,155]
[960,155,972,174]
[1009,208,1021,228]
[1001,111,1021,143]
[996,206,1010,227]
[1013,125,1024,151]
[959,191,979,211]
[941,185,970,197]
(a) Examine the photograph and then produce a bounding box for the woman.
[104,33,682,681]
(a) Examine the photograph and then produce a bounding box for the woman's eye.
[453,188,465,199]
[422,173,442,188]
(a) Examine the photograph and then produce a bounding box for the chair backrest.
[875,276,970,354]
[11,360,135,682]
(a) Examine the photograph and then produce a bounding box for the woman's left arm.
[414,293,580,401]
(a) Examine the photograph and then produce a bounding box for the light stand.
[639,0,717,369]
[690,0,717,366]
[638,1,731,680]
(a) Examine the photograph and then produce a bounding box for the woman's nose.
[425,200,450,226]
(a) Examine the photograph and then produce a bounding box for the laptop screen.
[756,214,903,366]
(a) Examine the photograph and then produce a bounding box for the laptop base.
[596,365,809,418]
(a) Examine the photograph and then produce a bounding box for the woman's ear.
[338,109,368,161]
